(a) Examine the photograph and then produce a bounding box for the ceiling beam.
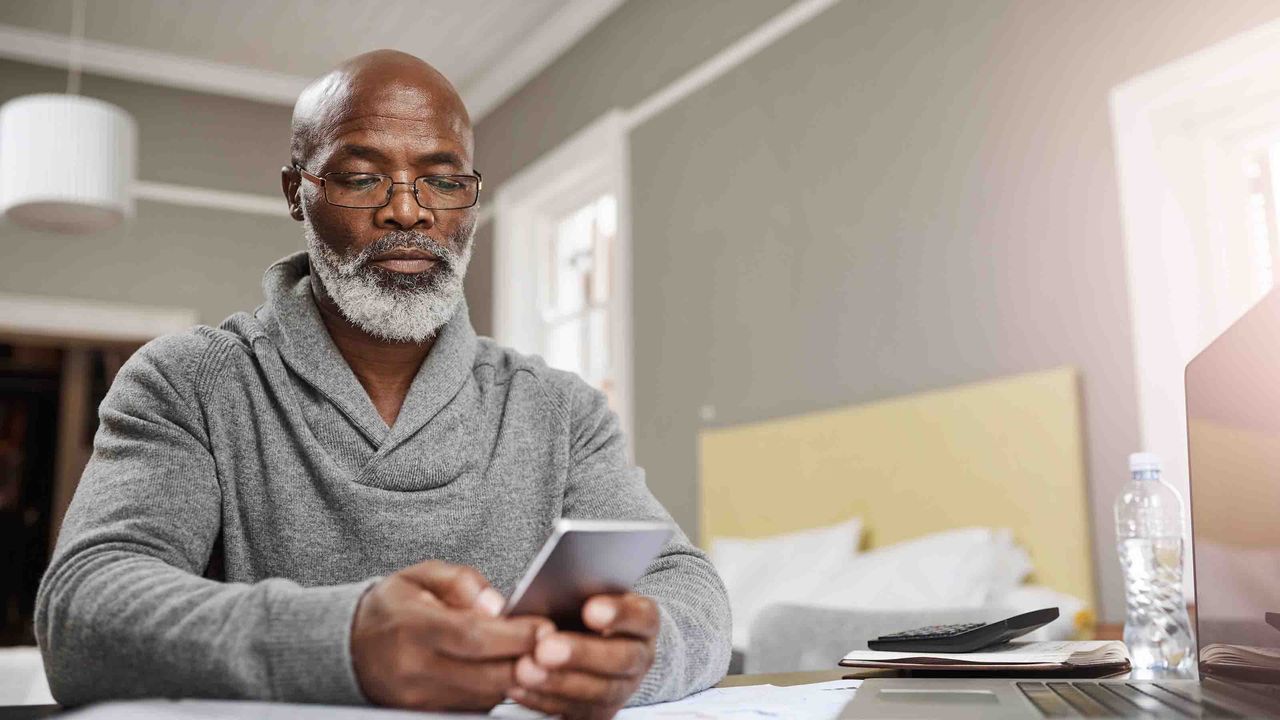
[132,181,288,218]
[0,291,198,344]
[0,23,309,105]
[0,0,626,119]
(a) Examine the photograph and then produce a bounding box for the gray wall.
[475,0,1280,621]
[6,1,1280,622]
[469,0,797,335]
[0,57,494,325]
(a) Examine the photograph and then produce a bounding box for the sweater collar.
[258,252,476,449]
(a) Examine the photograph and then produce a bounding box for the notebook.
[839,640,1131,676]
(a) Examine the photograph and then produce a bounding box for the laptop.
[841,286,1280,718]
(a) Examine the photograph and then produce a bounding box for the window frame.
[493,110,634,451]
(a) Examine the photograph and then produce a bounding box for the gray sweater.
[34,253,732,707]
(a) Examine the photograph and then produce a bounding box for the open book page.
[1201,643,1280,683]
[841,640,1128,666]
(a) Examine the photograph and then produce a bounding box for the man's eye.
[334,174,382,190]
[424,177,463,193]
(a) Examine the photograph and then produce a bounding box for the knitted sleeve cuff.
[264,578,380,704]
[629,604,680,706]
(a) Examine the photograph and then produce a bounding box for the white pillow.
[986,528,1035,599]
[807,527,1032,611]
[710,517,862,650]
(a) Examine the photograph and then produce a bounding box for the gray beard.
[304,219,474,343]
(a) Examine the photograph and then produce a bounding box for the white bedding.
[710,522,1083,650]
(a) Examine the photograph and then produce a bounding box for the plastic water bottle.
[1115,452,1195,674]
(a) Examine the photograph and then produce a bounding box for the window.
[542,194,619,407]
[1112,17,1280,596]
[493,111,632,445]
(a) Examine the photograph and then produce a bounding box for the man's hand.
[350,560,551,712]
[509,593,660,720]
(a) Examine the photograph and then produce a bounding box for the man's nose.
[374,182,434,230]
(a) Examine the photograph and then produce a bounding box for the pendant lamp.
[0,94,137,233]
[0,0,137,234]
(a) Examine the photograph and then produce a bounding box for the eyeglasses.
[294,163,482,210]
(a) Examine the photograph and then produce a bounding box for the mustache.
[352,231,461,269]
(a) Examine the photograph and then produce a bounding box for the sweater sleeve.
[557,374,732,706]
[34,334,374,707]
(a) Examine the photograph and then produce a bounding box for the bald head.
[290,50,472,167]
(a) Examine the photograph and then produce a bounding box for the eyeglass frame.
[293,162,483,210]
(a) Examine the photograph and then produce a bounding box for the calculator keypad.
[876,622,984,641]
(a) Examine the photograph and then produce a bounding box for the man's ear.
[281,165,304,222]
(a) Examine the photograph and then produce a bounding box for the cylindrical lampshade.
[0,94,137,234]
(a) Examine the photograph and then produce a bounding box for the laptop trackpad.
[878,688,1001,705]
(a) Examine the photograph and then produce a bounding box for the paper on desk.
[0,646,54,705]
[841,640,1121,665]
[612,679,860,720]
[66,699,488,719]
[491,680,862,719]
[63,680,861,720]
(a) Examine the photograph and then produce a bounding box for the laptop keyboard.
[1017,681,1250,718]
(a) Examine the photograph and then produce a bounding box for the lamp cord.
[66,0,85,96]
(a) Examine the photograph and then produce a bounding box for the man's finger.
[411,605,546,660]
[583,593,660,639]
[396,560,503,614]
[509,687,616,720]
[515,655,634,705]
[424,653,519,701]
[534,631,652,678]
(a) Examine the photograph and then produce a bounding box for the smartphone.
[503,519,674,631]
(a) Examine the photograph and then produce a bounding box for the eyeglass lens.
[324,173,479,209]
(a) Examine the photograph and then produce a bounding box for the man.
[34,50,732,718]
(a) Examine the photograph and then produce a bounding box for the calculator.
[866,607,1060,653]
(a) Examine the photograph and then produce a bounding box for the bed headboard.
[698,366,1095,611]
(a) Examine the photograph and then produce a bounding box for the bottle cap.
[1129,452,1161,473]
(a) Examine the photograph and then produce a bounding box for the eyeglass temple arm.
[293,163,324,185]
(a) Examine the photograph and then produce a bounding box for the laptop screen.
[1186,287,1280,685]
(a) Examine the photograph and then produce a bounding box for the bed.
[697,367,1097,672]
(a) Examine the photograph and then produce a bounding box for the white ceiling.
[0,0,626,118]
